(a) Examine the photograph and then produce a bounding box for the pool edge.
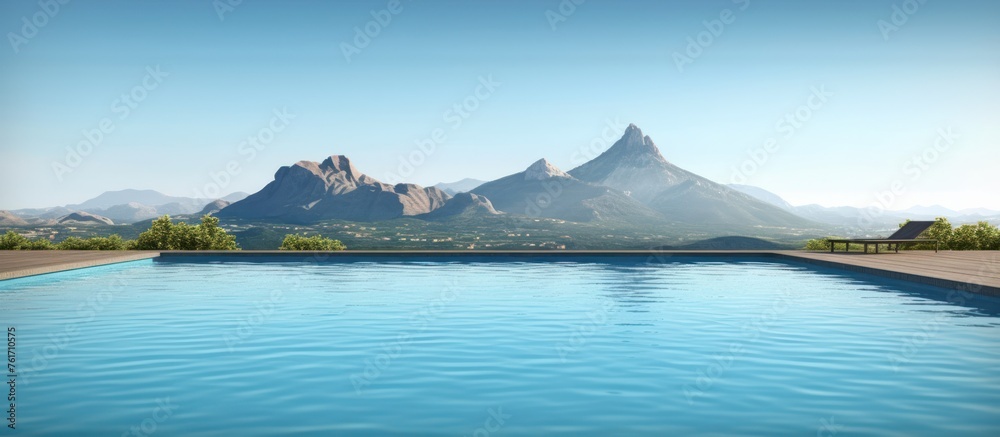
[3,250,997,298]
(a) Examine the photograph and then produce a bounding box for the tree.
[197,215,239,250]
[132,216,176,250]
[280,234,346,251]
[132,215,239,250]
[949,221,1000,251]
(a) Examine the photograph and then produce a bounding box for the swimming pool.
[2,255,998,435]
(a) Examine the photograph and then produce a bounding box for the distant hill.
[727,184,794,210]
[419,193,501,220]
[434,178,486,196]
[58,211,114,225]
[0,211,28,226]
[678,236,787,250]
[10,206,73,220]
[200,199,231,215]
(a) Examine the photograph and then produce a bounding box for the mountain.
[221,192,250,203]
[901,205,961,218]
[0,211,28,226]
[727,184,794,210]
[959,207,1000,217]
[68,189,204,210]
[471,158,662,223]
[217,155,451,223]
[729,186,996,229]
[434,178,486,196]
[3,189,250,224]
[418,193,501,220]
[10,206,73,220]
[568,124,815,228]
[57,211,114,225]
[200,199,231,215]
[94,202,159,223]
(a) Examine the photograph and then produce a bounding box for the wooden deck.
[1,250,998,297]
[780,251,1000,297]
[0,251,159,280]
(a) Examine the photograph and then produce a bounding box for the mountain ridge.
[217,155,452,222]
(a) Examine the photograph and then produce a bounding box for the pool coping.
[2,250,997,297]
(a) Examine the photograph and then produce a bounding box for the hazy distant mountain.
[217,155,450,222]
[472,158,662,223]
[727,184,997,228]
[10,206,73,220]
[727,185,794,210]
[568,124,815,228]
[901,205,961,218]
[418,192,501,220]
[7,189,248,224]
[94,202,160,223]
[58,211,114,225]
[959,207,1000,216]
[68,189,202,210]
[434,178,486,196]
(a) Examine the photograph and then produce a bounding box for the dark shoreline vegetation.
[1,215,997,252]
[0,215,345,251]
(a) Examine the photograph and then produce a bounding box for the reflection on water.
[1,256,999,435]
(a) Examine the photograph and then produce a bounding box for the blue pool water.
[1,255,999,436]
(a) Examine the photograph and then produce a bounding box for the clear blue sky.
[1,0,997,210]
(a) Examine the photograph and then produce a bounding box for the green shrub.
[132,215,239,250]
[0,231,29,250]
[949,221,1000,251]
[0,231,53,250]
[280,234,346,251]
[56,235,129,250]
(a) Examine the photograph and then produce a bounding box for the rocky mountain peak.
[610,124,666,163]
[319,155,360,176]
[523,158,570,181]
